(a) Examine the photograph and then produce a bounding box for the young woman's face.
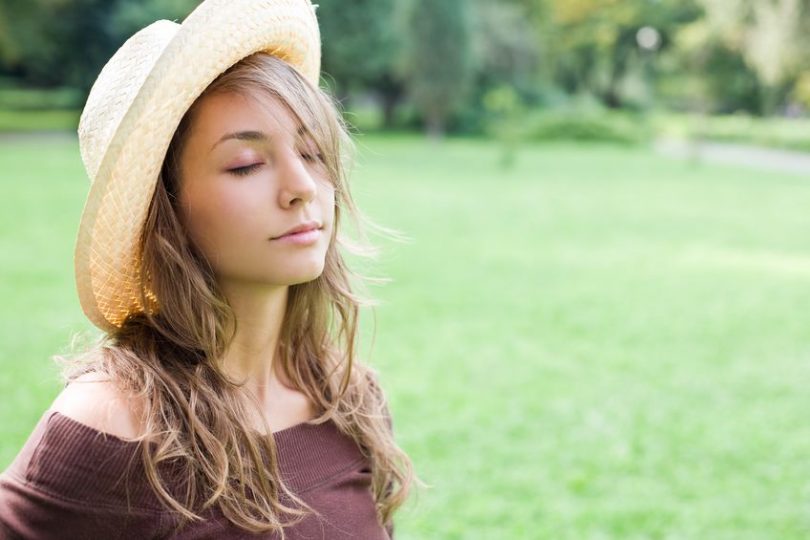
[176,91,334,288]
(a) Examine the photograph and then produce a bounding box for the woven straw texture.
[75,0,321,332]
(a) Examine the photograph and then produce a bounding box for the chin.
[279,261,327,285]
[287,270,324,286]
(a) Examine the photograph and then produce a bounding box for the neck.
[218,280,289,401]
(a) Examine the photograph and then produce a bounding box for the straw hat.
[75,0,321,332]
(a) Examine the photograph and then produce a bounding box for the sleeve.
[0,473,160,540]
[0,410,165,540]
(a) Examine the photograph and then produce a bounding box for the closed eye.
[228,152,322,176]
[228,163,262,176]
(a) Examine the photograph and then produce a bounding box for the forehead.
[189,91,304,145]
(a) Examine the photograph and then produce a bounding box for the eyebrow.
[210,126,310,152]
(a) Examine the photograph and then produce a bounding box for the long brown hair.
[56,52,418,536]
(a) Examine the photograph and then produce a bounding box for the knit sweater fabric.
[0,409,393,539]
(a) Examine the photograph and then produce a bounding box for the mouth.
[272,221,322,240]
[270,222,323,245]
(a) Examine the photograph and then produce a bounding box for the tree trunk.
[375,74,403,130]
[381,92,398,129]
[425,109,444,140]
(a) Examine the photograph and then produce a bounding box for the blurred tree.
[0,0,118,91]
[3,0,807,129]
[667,17,764,114]
[446,0,541,134]
[471,0,540,100]
[695,0,807,114]
[532,0,700,108]
[402,0,474,137]
[37,0,125,92]
[501,0,552,75]
[316,0,403,127]
[482,85,526,169]
[739,0,802,113]
[0,1,48,77]
[0,0,197,95]
[0,2,17,69]
[793,72,810,110]
[109,0,197,38]
[0,0,124,95]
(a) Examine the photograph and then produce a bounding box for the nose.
[277,149,317,208]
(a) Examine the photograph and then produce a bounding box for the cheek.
[180,183,258,249]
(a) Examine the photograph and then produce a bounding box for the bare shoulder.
[49,371,146,442]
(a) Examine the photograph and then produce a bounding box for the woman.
[0,0,416,538]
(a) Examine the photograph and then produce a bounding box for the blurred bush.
[526,109,649,145]
[655,112,810,153]
[482,85,526,167]
[0,109,79,132]
[0,79,81,131]
[515,92,651,145]
[792,72,810,110]
[0,87,82,111]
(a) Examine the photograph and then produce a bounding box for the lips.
[272,221,322,239]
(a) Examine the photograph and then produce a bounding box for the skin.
[176,90,335,433]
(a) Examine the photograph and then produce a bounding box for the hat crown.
[78,20,179,184]
[76,0,320,186]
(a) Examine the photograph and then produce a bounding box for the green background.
[2,135,809,538]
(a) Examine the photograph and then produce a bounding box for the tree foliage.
[2,0,810,128]
[316,0,400,94]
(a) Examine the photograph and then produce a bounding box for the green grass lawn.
[1,134,809,539]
